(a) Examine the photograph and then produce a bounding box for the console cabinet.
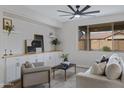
[0,58,4,87]
[0,51,62,85]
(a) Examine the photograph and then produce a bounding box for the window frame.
[78,21,124,52]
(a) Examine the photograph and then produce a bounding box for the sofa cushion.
[105,61,122,80]
[90,62,106,75]
[33,62,44,67]
[23,66,51,74]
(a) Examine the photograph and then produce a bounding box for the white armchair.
[21,62,51,88]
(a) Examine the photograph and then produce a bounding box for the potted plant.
[51,38,60,51]
[4,24,14,36]
[61,53,69,62]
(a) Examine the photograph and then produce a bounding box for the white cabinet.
[35,54,44,62]
[0,59,4,87]
[6,57,21,83]
[6,58,16,82]
[1,51,62,84]
[43,52,62,66]
[14,57,24,80]
[24,55,37,63]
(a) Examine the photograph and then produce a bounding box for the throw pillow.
[101,56,109,63]
[24,61,33,68]
[90,62,106,75]
[108,53,120,64]
[33,62,44,67]
[120,57,124,82]
[96,55,109,63]
[105,61,122,80]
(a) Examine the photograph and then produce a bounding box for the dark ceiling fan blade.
[57,10,74,14]
[67,5,76,13]
[81,14,96,17]
[59,15,73,16]
[69,16,75,19]
[81,10,100,15]
[80,5,91,13]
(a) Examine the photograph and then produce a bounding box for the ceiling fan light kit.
[75,14,80,18]
[57,5,100,19]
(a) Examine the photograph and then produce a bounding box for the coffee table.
[52,63,76,81]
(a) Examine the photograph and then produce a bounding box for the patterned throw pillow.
[105,62,122,80]
[96,55,109,64]
[101,56,109,63]
[90,62,106,75]
[105,54,122,80]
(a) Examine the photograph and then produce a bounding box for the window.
[113,22,124,51]
[78,26,87,50]
[89,23,112,51]
[78,21,124,52]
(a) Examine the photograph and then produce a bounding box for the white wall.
[58,13,124,67]
[0,6,63,28]
[0,9,60,85]
[0,9,57,58]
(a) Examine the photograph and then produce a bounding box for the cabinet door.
[6,58,16,83]
[14,57,23,80]
[0,59,4,87]
[36,54,44,62]
[43,52,62,66]
[24,55,37,63]
[6,57,22,83]
[54,52,62,64]
[50,52,62,65]
[43,53,51,66]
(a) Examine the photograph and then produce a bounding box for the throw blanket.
[61,62,71,69]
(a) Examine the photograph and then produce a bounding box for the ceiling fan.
[57,5,100,19]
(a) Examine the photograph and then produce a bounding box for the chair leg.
[64,70,67,81]
[48,70,51,88]
[49,82,50,88]
[21,74,23,88]
[21,79,23,88]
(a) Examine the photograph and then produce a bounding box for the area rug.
[32,67,88,88]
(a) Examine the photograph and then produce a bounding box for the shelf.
[1,50,62,59]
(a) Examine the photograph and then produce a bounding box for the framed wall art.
[3,18,12,30]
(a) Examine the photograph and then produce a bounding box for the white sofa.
[76,69,124,88]
[76,54,124,88]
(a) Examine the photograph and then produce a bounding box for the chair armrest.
[22,66,51,74]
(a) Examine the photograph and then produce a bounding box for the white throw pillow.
[90,62,106,75]
[120,57,124,82]
[105,61,122,80]
[108,53,120,64]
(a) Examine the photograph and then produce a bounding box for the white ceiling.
[25,5,124,22]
